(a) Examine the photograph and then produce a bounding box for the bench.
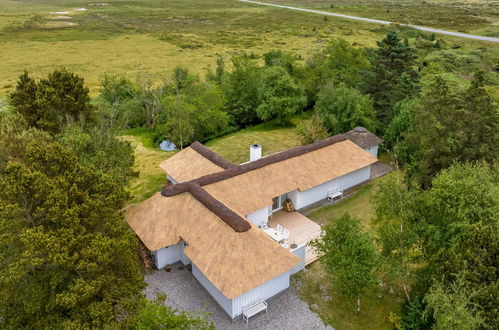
[327,186,343,202]
[242,297,268,324]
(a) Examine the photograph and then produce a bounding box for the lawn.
[294,261,405,330]
[297,171,404,330]
[122,116,305,202]
[206,116,305,164]
[122,128,176,204]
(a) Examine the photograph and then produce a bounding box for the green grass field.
[1,0,497,96]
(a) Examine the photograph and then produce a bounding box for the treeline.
[0,69,212,328]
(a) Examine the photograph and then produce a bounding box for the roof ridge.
[162,182,251,232]
[190,141,237,169]
[163,133,348,197]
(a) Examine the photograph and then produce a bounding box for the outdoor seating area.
[261,223,290,248]
[268,211,322,264]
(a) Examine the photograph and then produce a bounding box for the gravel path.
[144,265,332,329]
[239,0,499,43]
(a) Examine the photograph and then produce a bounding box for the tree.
[222,57,262,127]
[56,124,138,187]
[373,173,419,301]
[311,215,379,313]
[263,49,299,74]
[135,73,168,129]
[300,39,370,105]
[460,71,498,163]
[295,114,329,145]
[136,295,213,329]
[163,94,196,149]
[10,69,95,134]
[0,125,144,328]
[405,74,498,187]
[424,276,485,330]
[364,31,419,126]
[314,83,377,134]
[256,66,306,124]
[405,76,463,187]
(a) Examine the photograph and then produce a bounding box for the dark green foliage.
[314,83,377,134]
[57,125,138,186]
[311,215,379,313]
[400,296,430,330]
[256,66,306,124]
[163,69,230,148]
[0,122,144,328]
[263,49,299,74]
[136,296,214,329]
[460,71,498,163]
[302,39,370,104]
[424,276,486,330]
[375,162,498,329]
[364,32,419,126]
[222,57,262,127]
[405,73,498,187]
[10,69,95,135]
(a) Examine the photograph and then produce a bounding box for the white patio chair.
[276,224,283,232]
[282,228,290,239]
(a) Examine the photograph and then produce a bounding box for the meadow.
[1,0,497,95]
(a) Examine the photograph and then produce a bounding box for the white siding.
[154,244,181,269]
[192,264,233,317]
[246,206,269,227]
[153,242,190,268]
[295,166,371,209]
[288,190,298,210]
[231,270,290,318]
[365,145,379,157]
[290,245,306,275]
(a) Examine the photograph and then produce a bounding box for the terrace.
[267,211,322,265]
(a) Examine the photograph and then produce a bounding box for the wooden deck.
[268,211,322,265]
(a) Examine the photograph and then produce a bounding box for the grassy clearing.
[297,171,401,329]
[121,130,176,204]
[206,116,306,164]
[294,262,404,330]
[122,115,305,201]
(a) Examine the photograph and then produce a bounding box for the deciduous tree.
[256,66,306,124]
[314,83,377,134]
[311,215,379,313]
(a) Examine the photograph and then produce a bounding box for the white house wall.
[153,242,190,269]
[365,145,379,157]
[231,270,290,318]
[295,166,371,209]
[290,245,306,275]
[246,206,269,227]
[192,264,233,317]
[288,190,299,211]
[154,244,180,269]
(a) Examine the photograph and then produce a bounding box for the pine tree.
[461,71,498,163]
[365,32,419,127]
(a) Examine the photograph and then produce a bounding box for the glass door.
[271,194,287,213]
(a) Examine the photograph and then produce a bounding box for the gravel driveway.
[144,265,332,329]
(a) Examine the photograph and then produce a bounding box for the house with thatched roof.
[126,127,381,320]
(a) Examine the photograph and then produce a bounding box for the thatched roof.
[201,139,377,216]
[344,127,383,149]
[160,142,235,183]
[127,130,380,298]
[126,193,300,299]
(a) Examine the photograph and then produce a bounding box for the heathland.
[1,0,498,95]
